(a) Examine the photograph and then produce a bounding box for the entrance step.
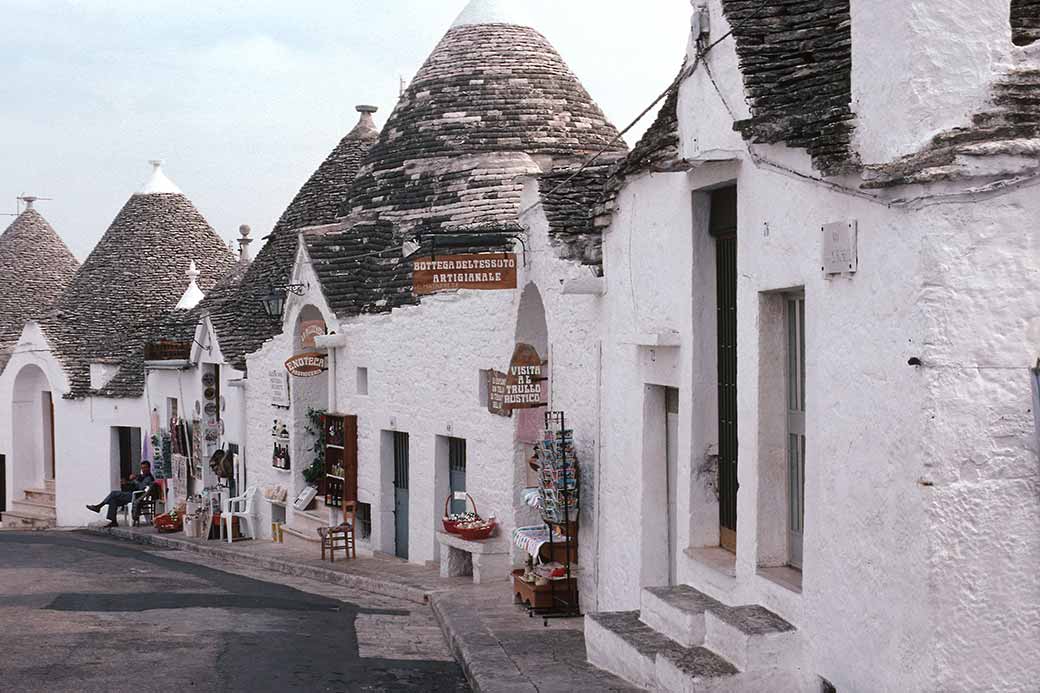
[641,585,724,647]
[1,509,55,530]
[24,488,55,503]
[10,499,56,519]
[705,606,801,673]
[44,479,55,492]
[586,611,738,691]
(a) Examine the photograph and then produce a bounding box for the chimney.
[238,224,253,265]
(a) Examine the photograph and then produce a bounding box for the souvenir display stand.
[512,411,580,622]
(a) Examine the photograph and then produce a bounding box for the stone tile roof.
[721,0,858,175]
[0,207,79,369]
[306,19,626,317]
[862,68,1040,189]
[538,164,615,273]
[342,21,626,232]
[44,189,235,398]
[192,110,380,370]
[1012,0,1040,47]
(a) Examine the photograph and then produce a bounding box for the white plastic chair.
[222,486,258,543]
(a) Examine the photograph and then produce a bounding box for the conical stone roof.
[342,9,626,232]
[47,164,235,397]
[187,107,380,370]
[309,5,626,318]
[0,206,79,368]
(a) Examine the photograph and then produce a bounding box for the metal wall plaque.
[822,220,858,274]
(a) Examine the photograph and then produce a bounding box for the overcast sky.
[0,1,691,259]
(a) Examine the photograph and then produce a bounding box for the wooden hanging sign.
[505,343,548,410]
[413,253,518,295]
[285,352,327,378]
[487,369,511,417]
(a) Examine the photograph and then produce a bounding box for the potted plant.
[302,408,327,490]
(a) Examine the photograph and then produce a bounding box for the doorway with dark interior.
[710,185,738,553]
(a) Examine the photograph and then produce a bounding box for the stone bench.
[436,531,511,584]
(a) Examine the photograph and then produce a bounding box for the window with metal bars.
[448,437,467,515]
[786,294,806,570]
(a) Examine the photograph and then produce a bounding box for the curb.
[83,527,433,605]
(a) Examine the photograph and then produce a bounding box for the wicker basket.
[456,520,497,541]
[442,493,479,533]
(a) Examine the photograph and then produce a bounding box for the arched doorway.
[10,364,56,499]
[513,283,549,523]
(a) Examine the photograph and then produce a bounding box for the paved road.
[0,531,469,692]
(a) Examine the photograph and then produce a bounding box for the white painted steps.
[586,585,811,692]
[2,482,57,529]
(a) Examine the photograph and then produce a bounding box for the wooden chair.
[318,500,357,562]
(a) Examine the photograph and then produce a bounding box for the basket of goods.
[442,493,480,533]
[154,508,184,533]
[455,517,497,541]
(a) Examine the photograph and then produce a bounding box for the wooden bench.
[436,531,511,584]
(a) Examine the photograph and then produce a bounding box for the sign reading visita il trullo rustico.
[504,343,547,410]
[285,352,327,378]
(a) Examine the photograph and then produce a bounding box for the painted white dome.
[452,0,529,28]
[139,159,183,195]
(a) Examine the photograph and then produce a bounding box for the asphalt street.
[0,531,469,692]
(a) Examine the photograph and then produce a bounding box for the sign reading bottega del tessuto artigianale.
[413,252,518,295]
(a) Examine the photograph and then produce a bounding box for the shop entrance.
[111,427,142,487]
[665,387,680,584]
[11,364,55,498]
[448,438,467,515]
[710,186,738,553]
[393,432,410,560]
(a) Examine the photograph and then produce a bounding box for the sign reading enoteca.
[285,352,327,377]
[413,252,518,295]
[505,343,547,410]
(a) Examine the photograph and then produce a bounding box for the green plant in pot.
[302,408,327,487]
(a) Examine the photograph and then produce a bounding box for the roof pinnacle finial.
[176,260,204,310]
[238,224,253,265]
[18,195,37,210]
[451,0,528,28]
[139,159,183,195]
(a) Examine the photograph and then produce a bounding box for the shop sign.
[413,252,518,295]
[487,370,511,417]
[270,369,290,407]
[505,343,548,410]
[299,320,327,349]
[285,352,327,378]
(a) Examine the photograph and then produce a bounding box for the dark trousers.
[98,491,133,523]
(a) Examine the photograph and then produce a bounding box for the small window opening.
[357,367,369,396]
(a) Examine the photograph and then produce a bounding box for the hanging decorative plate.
[220,395,226,412]
[202,373,216,387]
[194,401,201,415]
[203,386,216,401]
[204,402,217,417]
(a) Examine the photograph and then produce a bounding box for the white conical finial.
[19,195,37,210]
[451,0,528,28]
[139,159,183,195]
[176,260,205,310]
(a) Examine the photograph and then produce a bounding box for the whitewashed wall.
[593,2,1040,689]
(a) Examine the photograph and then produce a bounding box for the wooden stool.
[318,501,357,562]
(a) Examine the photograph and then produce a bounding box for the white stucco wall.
[594,7,1040,688]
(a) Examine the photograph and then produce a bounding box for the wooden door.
[711,186,738,553]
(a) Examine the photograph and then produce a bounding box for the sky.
[0,1,691,260]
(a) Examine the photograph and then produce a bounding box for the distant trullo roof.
[44,162,236,397]
[179,106,381,371]
[308,3,626,317]
[0,203,79,370]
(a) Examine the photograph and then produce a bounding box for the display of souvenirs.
[272,420,291,470]
[534,427,579,525]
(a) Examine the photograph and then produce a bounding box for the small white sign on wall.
[270,369,290,408]
[822,220,858,275]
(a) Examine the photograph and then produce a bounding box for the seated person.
[86,461,156,528]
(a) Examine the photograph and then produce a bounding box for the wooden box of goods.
[512,569,577,610]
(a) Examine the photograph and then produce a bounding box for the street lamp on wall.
[261,283,307,321]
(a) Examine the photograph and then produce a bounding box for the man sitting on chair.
[86,461,156,528]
